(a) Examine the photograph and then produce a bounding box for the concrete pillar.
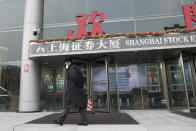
[19,0,44,112]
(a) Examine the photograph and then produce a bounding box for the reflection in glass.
[118,65,143,110]
[40,65,64,111]
[0,65,20,111]
[92,59,108,112]
[132,0,182,17]
[135,16,185,32]
[118,63,166,110]
[108,60,118,112]
[166,60,188,108]
[143,64,166,109]
[183,59,196,107]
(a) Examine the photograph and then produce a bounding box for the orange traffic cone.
[87,99,95,114]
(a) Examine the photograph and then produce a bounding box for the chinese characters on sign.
[182,2,196,29]
[68,10,104,38]
[33,38,122,54]
[29,33,196,57]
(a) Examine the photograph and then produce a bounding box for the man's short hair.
[64,57,73,63]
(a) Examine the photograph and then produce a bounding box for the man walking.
[54,57,88,126]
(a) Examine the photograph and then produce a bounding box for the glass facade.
[0,65,20,111]
[166,59,188,108]
[0,0,24,111]
[43,0,196,38]
[118,63,166,110]
[38,51,196,112]
[40,64,64,111]
[41,0,196,112]
[0,0,196,112]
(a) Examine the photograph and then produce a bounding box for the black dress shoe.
[53,120,63,126]
[77,122,88,126]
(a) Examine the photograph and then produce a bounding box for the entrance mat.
[26,112,139,124]
[172,112,196,119]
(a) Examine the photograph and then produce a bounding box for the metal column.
[179,52,191,111]
[188,59,196,108]
[160,61,170,110]
[90,61,93,102]
[105,56,110,112]
[190,56,196,107]
[115,61,120,112]
[19,0,44,112]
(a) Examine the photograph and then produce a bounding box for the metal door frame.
[179,52,191,111]
[90,55,110,112]
[187,57,196,109]
[62,55,118,112]
[115,60,120,112]
[180,51,196,111]
[163,52,190,112]
[160,61,170,110]
[191,56,196,109]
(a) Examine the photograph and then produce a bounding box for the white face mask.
[66,65,69,69]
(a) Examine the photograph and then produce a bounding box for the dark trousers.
[57,107,88,124]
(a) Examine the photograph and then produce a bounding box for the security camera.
[33,27,40,36]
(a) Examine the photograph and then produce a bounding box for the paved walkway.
[124,110,196,131]
[0,110,196,131]
[0,112,52,131]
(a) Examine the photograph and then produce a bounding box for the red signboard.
[68,10,104,38]
[182,2,196,29]
[24,64,29,72]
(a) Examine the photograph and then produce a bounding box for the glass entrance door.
[91,57,110,112]
[166,59,188,109]
[41,58,89,111]
[184,57,196,109]
[165,54,196,111]
[40,56,118,112]
[40,65,64,111]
